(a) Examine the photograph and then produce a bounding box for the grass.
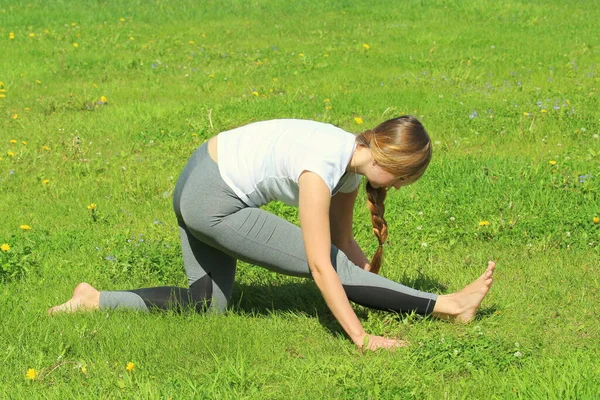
[1,0,599,398]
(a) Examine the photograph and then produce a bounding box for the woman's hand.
[356,333,408,352]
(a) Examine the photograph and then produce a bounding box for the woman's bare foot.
[432,261,495,323]
[48,282,101,315]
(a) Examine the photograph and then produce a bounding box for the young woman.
[49,116,495,351]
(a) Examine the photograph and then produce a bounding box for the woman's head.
[356,115,432,274]
[356,115,432,188]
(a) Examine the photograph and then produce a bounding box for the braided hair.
[355,116,432,274]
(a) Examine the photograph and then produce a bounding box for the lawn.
[1,0,599,398]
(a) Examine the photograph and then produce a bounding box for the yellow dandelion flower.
[325,106,332,110]
[541,109,547,113]
[323,53,329,57]
[25,107,30,111]
[12,114,18,119]
[548,160,557,165]
[189,40,195,45]
[1,243,10,252]
[35,80,41,84]
[20,225,32,231]
[523,112,531,117]
[25,368,37,380]
[478,220,490,227]
[299,53,304,58]
[100,96,108,103]
[9,32,15,39]
[593,216,600,225]
[29,33,35,38]
[22,141,27,145]
[81,366,88,374]
[129,37,135,41]
[87,203,97,210]
[354,117,364,125]
[42,179,50,185]
[363,43,370,50]
[252,91,259,96]
[10,139,17,144]
[7,151,15,157]
[191,133,198,137]
[208,74,215,78]
[126,362,135,372]
[324,98,331,103]
[73,43,79,48]
[43,146,51,151]
[71,22,77,26]
[0,94,5,98]
[120,17,126,22]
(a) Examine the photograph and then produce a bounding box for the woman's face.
[367,162,407,190]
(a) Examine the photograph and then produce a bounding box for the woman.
[50,116,495,351]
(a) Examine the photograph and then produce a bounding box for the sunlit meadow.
[1,0,599,398]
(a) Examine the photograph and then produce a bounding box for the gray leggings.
[100,143,437,314]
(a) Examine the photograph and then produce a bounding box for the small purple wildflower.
[152,63,157,69]
[105,255,116,262]
[553,105,560,110]
[579,175,591,183]
[469,111,479,119]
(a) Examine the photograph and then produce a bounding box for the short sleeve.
[298,160,338,194]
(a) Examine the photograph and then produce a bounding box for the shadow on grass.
[472,305,499,320]
[228,271,451,338]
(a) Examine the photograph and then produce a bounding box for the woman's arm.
[329,188,375,273]
[298,172,400,350]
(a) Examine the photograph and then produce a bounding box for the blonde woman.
[50,116,495,351]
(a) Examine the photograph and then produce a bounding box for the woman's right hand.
[357,334,409,351]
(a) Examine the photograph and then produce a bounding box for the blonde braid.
[357,115,431,274]
[366,182,388,274]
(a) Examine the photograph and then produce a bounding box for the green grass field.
[1,0,599,398]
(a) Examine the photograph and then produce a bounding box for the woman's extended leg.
[186,204,493,320]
